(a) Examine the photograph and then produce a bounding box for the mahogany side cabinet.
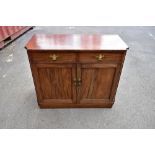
[25,34,129,108]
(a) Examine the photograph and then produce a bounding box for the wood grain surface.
[26,34,128,108]
[25,34,128,51]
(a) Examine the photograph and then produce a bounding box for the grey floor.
[0,26,155,129]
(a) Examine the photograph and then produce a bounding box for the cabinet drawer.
[29,52,76,63]
[79,53,123,63]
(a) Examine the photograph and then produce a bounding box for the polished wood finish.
[79,63,118,104]
[29,52,76,63]
[25,34,128,51]
[26,34,128,108]
[31,63,76,106]
[78,52,123,63]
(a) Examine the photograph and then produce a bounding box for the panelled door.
[31,62,121,107]
[76,63,120,105]
[31,63,77,106]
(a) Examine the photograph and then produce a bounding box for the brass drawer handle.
[49,54,59,61]
[96,54,104,61]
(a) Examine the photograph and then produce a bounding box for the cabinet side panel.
[27,51,43,104]
[110,52,127,102]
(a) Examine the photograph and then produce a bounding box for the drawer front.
[78,52,123,63]
[29,52,76,63]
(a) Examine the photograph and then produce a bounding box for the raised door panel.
[31,63,76,107]
[78,63,120,106]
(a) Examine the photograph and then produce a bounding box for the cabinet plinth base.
[38,103,114,109]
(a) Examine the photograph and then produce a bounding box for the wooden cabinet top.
[25,34,129,51]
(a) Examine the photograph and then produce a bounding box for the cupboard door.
[78,63,121,105]
[31,63,76,107]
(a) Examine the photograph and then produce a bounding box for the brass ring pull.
[77,78,82,86]
[96,54,104,61]
[73,78,77,86]
[49,54,59,61]
[73,78,82,86]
